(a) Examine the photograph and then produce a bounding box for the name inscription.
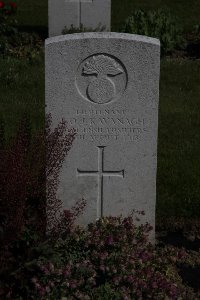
[67,109,149,142]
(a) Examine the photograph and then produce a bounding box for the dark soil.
[17,25,48,39]
[178,264,200,291]
[186,42,200,59]
[158,231,200,251]
[158,231,200,292]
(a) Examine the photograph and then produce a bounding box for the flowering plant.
[0,1,43,60]
[11,217,195,299]
[30,216,199,300]
[0,0,17,41]
[0,1,17,15]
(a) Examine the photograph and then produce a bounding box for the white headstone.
[48,0,111,37]
[45,33,160,238]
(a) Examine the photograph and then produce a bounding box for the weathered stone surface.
[45,33,160,237]
[48,0,111,37]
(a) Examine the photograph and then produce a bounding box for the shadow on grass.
[16,25,48,39]
[179,265,200,292]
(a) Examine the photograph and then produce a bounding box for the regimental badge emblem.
[76,54,128,105]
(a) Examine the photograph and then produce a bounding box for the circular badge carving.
[76,54,128,105]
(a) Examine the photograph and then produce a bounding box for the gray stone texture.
[45,33,160,237]
[48,0,111,37]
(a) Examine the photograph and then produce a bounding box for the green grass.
[16,0,48,29]
[157,58,200,218]
[16,0,200,31]
[0,56,45,140]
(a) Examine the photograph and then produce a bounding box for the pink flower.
[100,265,105,272]
[9,2,17,9]
[41,265,50,275]
[100,251,108,260]
[49,262,54,272]
[38,287,46,297]
[106,235,114,245]
[31,277,38,284]
[0,1,5,9]
[152,282,158,289]
[113,276,120,285]
[45,286,51,293]
[34,282,41,290]
[69,280,77,289]
[127,275,135,283]
[49,281,55,288]
[64,270,71,277]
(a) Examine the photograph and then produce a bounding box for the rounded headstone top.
[45,32,160,47]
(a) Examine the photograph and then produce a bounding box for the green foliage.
[0,1,17,34]
[193,24,200,42]
[0,14,17,36]
[0,29,43,61]
[90,283,122,299]
[62,23,106,34]
[0,1,43,61]
[194,24,200,35]
[121,9,186,55]
[112,0,200,32]
[0,0,17,50]
[0,117,5,149]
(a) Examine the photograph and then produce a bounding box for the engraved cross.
[65,0,93,28]
[77,146,125,219]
